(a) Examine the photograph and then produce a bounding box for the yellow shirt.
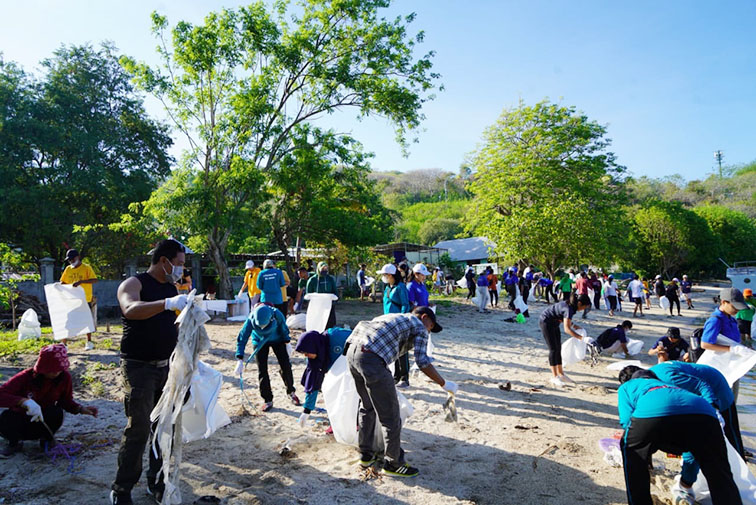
[244,268,261,296]
[281,270,290,302]
[60,263,97,302]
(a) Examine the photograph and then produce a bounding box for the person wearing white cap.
[378,263,412,387]
[408,264,431,309]
[680,274,694,309]
[238,260,262,308]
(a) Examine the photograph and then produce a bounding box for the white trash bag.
[513,295,528,313]
[612,338,644,358]
[561,328,588,366]
[659,295,670,310]
[323,355,412,451]
[17,308,42,340]
[286,313,307,330]
[44,283,95,340]
[692,434,756,504]
[696,335,756,387]
[181,361,231,443]
[304,293,338,333]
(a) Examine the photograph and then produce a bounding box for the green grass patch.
[0,328,55,358]
[81,364,106,397]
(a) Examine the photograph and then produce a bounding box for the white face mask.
[163,260,183,283]
[382,275,392,284]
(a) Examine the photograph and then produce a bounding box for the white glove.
[286,343,293,357]
[22,399,44,423]
[164,294,188,311]
[583,337,596,346]
[234,359,244,377]
[730,345,749,355]
[442,380,458,395]
[298,412,310,429]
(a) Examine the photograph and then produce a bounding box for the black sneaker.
[382,460,419,478]
[359,452,378,468]
[0,440,21,459]
[109,490,134,505]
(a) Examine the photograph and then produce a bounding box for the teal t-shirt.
[256,268,285,304]
[383,283,410,314]
[650,361,733,411]
[617,378,716,428]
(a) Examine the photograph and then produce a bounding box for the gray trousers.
[347,345,402,463]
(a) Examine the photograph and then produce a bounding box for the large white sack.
[456,276,467,288]
[659,295,670,310]
[474,285,489,311]
[612,338,644,358]
[304,293,338,333]
[286,313,307,330]
[696,335,756,387]
[562,329,588,366]
[44,283,95,340]
[17,308,41,340]
[692,433,756,504]
[513,295,528,313]
[323,355,412,450]
[181,361,231,443]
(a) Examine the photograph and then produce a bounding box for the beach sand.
[0,284,750,504]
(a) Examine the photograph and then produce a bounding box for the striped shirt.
[347,313,432,368]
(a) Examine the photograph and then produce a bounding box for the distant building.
[433,237,496,265]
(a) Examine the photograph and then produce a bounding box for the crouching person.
[617,366,741,505]
[0,344,97,457]
[345,306,457,478]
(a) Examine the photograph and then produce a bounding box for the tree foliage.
[693,205,756,275]
[124,0,438,297]
[465,100,628,275]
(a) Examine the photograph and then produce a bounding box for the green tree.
[630,201,716,278]
[465,100,628,276]
[693,205,756,276]
[417,217,462,246]
[0,244,40,329]
[0,45,172,263]
[123,1,439,297]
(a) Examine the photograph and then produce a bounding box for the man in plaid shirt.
[346,306,458,478]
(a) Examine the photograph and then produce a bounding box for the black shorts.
[738,319,752,335]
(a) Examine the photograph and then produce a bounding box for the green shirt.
[559,276,573,293]
[735,298,756,322]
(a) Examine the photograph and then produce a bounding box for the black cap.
[65,249,79,261]
[412,306,442,333]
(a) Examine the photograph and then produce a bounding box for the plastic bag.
[323,355,412,450]
[474,285,490,311]
[44,283,95,340]
[696,335,756,387]
[692,432,756,504]
[17,308,41,340]
[611,338,644,358]
[181,361,231,443]
[513,295,528,313]
[562,333,588,366]
[659,295,670,310]
[286,313,306,330]
[515,313,526,324]
[304,293,338,333]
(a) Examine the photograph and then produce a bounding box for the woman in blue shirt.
[407,264,431,308]
[378,263,411,387]
[617,366,740,505]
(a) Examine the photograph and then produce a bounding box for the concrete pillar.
[125,258,137,278]
[40,257,55,285]
[192,256,202,292]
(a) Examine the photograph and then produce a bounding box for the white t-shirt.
[629,279,644,298]
[604,280,618,296]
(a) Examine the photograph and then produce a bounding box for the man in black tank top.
[110,239,188,505]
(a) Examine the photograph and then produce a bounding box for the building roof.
[433,237,496,262]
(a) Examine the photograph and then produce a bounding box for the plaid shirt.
[347,313,433,369]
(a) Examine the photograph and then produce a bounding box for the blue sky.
[2,1,754,180]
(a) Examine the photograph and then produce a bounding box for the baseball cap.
[666,327,681,339]
[412,263,431,276]
[721,288,748,311]
[672,278,679,283]
[744,289,753,297]
[377,263,397,275]
[245,260,255,269]
[655,275,662,279]
[65,249,79,261]
[412,306,442,333]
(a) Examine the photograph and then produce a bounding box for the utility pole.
[714,150,724,177]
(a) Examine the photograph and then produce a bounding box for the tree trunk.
[207,229,233,299]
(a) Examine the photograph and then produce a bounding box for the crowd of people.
[2,242,756,505]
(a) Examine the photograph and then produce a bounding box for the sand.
[0,284,751,505]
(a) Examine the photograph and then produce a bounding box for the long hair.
[568,293,591,309]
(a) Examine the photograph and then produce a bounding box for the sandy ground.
[1,284,752,505]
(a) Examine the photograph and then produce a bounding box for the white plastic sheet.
[562,329,588,366]
[286,312,307,330]
[322,355,412,451]
[17,308,41,340]
[304,293,338,333]
[692,433,756,504]
[44,283,95,340]
[181,361,231,443]
[659,295,670,310]
[696,335,756,387]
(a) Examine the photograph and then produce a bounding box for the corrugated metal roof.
[433,237,496,262]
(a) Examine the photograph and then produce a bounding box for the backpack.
[689,328,705,362]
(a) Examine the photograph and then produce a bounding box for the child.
[294,327,352,427]
[648,327,689,363]
[0,344,98,457]
[735,288,755,342]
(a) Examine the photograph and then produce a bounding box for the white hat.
[655,275,662,279]
[682,274,688,279]
[263,259,274,269]
[377,263,397,275]
[245,260,255,269]
[412,263,431,276]
[672,278,679,283]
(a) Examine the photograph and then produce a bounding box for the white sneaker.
[550,377,566,388]
[559,374,575,385]
[671,475,695,505]
[84,341,95,351]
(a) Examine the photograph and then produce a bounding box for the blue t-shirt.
[476,274,489,287]
[617,378,716,428]
[650,361,733,411]
[538,278,553,287]
[702,308,741,345]
[256,268,285,305]
[597,326,627,349]
[407,280,429,307]
[680,280,692,294]
[539,301,576,324]
[383,283,410,314]
[653,336,689,360]
[357,270,366,286]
